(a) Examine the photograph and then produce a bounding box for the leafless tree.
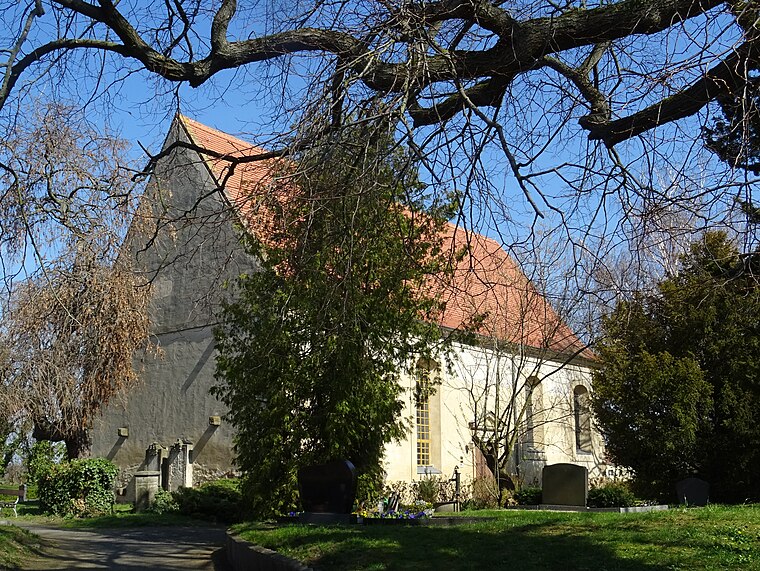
[0,249,151,459]
[0,102,138,294]
[0,103,150,459]
[417,222,597,494]
[0,2,756,276]
[449,257,599,491]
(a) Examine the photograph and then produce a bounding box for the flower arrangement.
[355,499,434,521]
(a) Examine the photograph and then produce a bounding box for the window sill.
[417,466,442,475]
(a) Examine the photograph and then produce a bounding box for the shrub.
[25,442,64,486]
[587,481,636,508]
[415,474,442,504]
[514,485,542,505]
[147,489,179,515]
[355,472,384,510]
[37,457,118,517]
[172,478,243,523]
[469,476,499,509]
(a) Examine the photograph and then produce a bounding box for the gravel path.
[10,524,232,571]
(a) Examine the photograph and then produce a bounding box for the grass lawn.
[6,500,203,528]
[234,505,760,570]
[0,525,43,569]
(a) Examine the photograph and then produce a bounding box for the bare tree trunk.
[64,430,92,460]
[32,420,91,460]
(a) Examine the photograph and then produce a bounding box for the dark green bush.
[355,472,384,510]
[587,482,636,508]
[147,489,179,515]
[37,457,117,517]
[172,478,242,523]
[514,486,542,505]
[25,441,64,486]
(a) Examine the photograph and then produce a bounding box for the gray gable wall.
[89,118,258,484]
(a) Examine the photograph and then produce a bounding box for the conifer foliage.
[213,129,452,516]
[593,232,760,502]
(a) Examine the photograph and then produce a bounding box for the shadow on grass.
[14,500,206,529]
[244,516,676,571]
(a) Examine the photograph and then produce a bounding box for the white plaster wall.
[382,340,606,488]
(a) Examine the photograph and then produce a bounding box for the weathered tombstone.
[297,460,357,515]
[144,442,168,474]
[134,471,161,512]
[541,463,588,507]
[162,440,194,491]
[676,477,709,506]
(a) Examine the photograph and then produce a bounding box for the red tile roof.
[179,115,591,360]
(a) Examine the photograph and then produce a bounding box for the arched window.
[573,385,592,453]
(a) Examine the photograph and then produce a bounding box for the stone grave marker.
[163,440,193,492]
[134,471,161,512]
[144,442,168,474]
[676,477,709,506]
[542,463,588,506]
[297,459,357,515]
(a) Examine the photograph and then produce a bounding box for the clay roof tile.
[178,115,592,359]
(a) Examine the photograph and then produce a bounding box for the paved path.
[10,524,232,571]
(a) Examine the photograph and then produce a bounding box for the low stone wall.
[193,465,241,487]
[226,531,312,571]
[589,505,669,513]
[114,461,240,504]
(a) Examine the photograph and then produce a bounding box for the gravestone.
[297,460,357,514]
[144,442,168,474]
[163,440,194,491]
[541,463,588,506]
[134,471,161,512]
[676,477,709,506]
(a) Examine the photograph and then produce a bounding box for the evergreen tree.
[593,232,760,502]
[213,130,452,516]
[703,78,760,175]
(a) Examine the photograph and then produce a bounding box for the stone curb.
[226,531,313,571]
[503,504,669,513]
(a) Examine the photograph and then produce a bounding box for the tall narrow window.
[573,385,592,453]
[416,367,431,467]
[525,377,538,447]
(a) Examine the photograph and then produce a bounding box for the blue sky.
[1,1,754,310]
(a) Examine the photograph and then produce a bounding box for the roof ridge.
[178,115,268,158]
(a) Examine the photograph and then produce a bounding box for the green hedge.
[587,482,636,508]
[37,458,118,517]
[172,478,243,523]
[514,486,542,505]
